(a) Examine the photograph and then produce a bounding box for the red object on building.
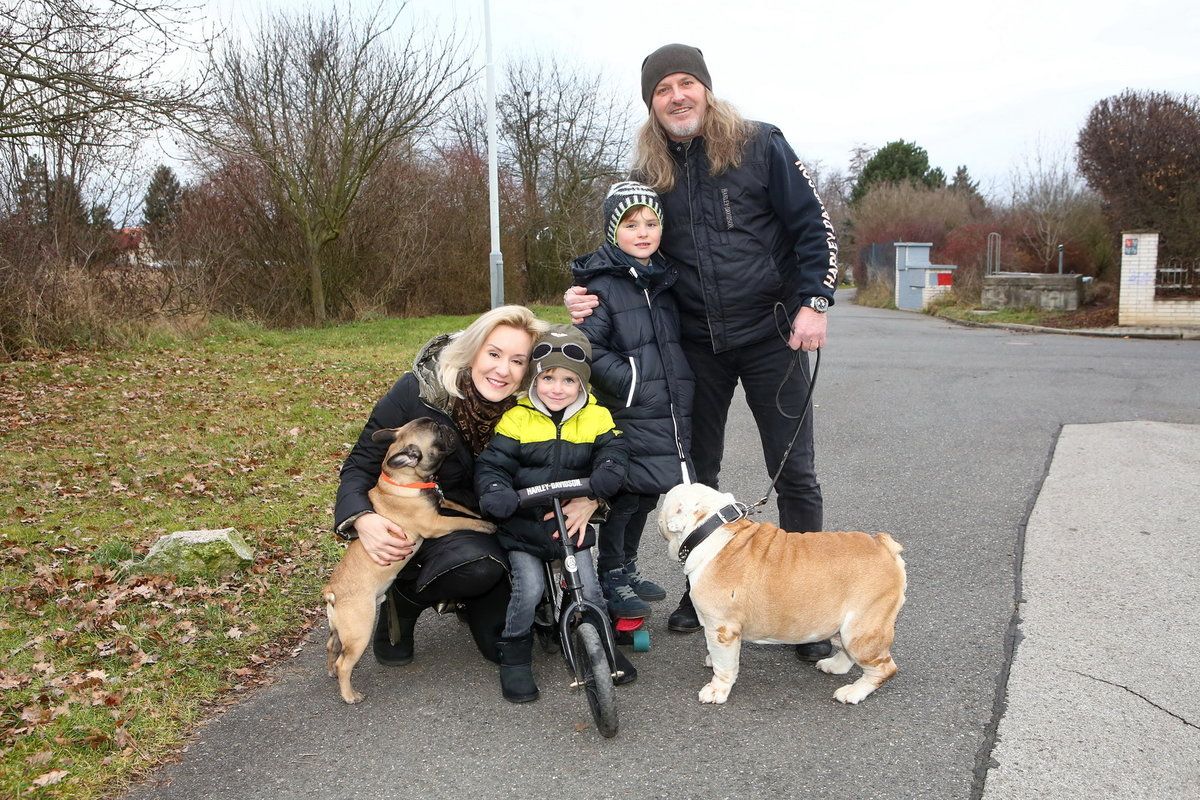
[936,272,953,286]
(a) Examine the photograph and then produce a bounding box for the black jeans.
[596,491,660,573]
[682,335,822,533]
[392,532,511,664]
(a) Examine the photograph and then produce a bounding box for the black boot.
[373,584,424,666]
[496,634,539,703]
[795,640,833,662]
[612,646,638,686]
[667,589,702,633]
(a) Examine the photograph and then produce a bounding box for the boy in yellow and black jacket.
[474,324,630,703]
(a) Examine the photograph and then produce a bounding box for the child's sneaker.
[601,568,651,619]
[623,560,667,601]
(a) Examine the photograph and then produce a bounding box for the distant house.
[113,227,159,268]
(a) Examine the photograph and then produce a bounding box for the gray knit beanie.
[640,43,712,108]
[602,181,663,246]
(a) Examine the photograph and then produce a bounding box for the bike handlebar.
[516,478,593,509]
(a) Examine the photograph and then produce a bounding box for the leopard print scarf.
[449,370,517,457]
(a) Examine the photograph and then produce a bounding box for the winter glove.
[587,461,623,500]
[479,486,520,520]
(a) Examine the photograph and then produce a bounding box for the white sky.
[195,0,1199,198]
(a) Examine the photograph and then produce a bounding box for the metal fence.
[1156,257,1200,297]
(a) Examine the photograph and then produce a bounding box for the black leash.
[747,302,821,514]
[675,303,823,564]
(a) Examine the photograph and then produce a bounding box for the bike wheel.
[573,621,618,738]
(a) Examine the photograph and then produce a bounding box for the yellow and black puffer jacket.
[475,394,628,560]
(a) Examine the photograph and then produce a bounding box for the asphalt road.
[124,302,1200,800]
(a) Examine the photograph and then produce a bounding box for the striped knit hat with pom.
[602,181,663,246]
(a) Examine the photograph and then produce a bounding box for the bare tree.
[499,56,632,298]
[205,2,470,322]
[0,0,205,145]
[1009,142,1085,270]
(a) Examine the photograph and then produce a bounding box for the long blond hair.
[438,305,549,398]
[632,90,754,193]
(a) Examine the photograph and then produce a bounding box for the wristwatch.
[803,296,830,313]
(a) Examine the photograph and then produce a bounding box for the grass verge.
[0,306,568,798]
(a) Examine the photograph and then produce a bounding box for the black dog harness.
[677,502,749,564]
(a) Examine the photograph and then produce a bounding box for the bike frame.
[545,497,621,685]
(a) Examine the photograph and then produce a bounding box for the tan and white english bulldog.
[658,483,906,705]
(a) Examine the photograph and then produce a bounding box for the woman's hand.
[354,512,414,566]
[546,496,599,546]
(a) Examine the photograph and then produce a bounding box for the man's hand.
[545,496,599,546]
[788,306,828,352]
[564,285,598,324]
[354,512,414,566]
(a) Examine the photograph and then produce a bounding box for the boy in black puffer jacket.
[571,181,695,623]
[475,325,634,703]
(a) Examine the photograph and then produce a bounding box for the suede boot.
[667,588,702,633]
[496,634,539,703]
[372,584,424,666]
[623,560,667,601]
[601,567,651,619]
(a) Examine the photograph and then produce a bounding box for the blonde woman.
[334,305,551,667]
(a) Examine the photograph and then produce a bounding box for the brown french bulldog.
[324,418,496,704]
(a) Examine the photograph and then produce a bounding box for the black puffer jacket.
[656,121,839,353]
[333,335,508,589]
[474,395,627,560]
[571,243,694,494]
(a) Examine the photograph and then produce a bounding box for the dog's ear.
[386,444,421,469]
[371,428,399,444]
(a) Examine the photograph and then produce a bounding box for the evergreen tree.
[949,164,987,214]
[850,139,944,204]
[142,164,183,233]
[949,165,978,194]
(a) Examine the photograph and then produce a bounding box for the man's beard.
[663,115,703,140]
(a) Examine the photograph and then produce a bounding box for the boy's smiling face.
[615,206,661,266]
[535,366,582,412]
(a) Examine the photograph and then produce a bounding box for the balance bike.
[517,478,622,738]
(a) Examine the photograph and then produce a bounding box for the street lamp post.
[484,0,503,307]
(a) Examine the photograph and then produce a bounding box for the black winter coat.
[571,244,695,494]
[474,396,627,561]
[656,121,839,353]
[333,335,508,590]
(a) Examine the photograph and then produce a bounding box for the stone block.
[981,273,1083,311]
[135,528,254,579]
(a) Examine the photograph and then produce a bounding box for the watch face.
[810,297,829,312]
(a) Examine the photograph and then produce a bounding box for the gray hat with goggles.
[531,325,592,387]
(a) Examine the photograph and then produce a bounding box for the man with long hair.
[566,43,839,661]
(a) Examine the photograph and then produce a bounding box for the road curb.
[934,314,1200,340]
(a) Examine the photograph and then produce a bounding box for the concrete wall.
[1119,231,1200,327]
[981,273,1082,311]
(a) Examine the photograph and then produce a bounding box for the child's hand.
[479,486,519,519]
[546,496,599,546]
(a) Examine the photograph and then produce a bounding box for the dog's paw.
[698,681,730,704]
[816,651,854,675]
[342,690,365,705]
[834,682,873,705]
